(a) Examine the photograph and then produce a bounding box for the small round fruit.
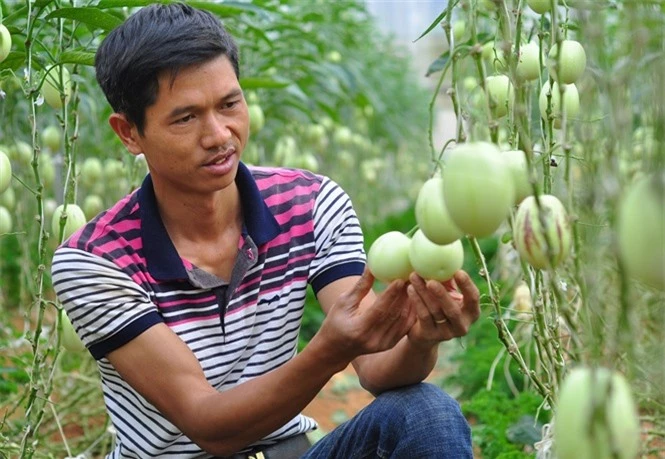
[83,194,105,220]
[0,24,12,63]
[367,231,413,283]
[51,203,87,241]
[333,126,353,147]
[327,50,342,63]
[409,230,464,282]
[304,124,328,150]
[80,157,104,188]
[443,142,516,238]
[516,42,541,81]
[11,141,33,168]
[485,75,513,118]
[41,65,72,110]
[338,150,354,168]
[462,76,478,92]
[103,158,126,183]
[39,153,56,189]
[527,0,555,14]
[43,198,58,224]
[512,282,533,313]
[42,125,62,152]
[0,186,15,211]
[513,194,572,269]
[554,367,640,459]
[481,41,495,61]
[248,104,265,134]
[547,40,587,84]
[452,20,466,43]
[539,81,580,128]
[415,176,463,245]
[60,309,86,352]
[503,149,531,204]
[617,173,664,290]
[299,153,319,172]
[0,150,12,194]
[0,206,12,234]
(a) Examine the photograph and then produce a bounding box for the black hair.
[95,3,239,135]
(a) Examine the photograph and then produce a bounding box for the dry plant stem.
[503,350,520,397]
[428,57,452,162]
[469,236,552,403]
[486,346,507,391]
[472,53,497,143]
[441,10,466,145]
[542,276,566,387]
[18,5,68,456]
[428,0,458,159]
[532,281,558,386]
[448,51,466,144]
[49,400,72,457]
[502,0,520,149]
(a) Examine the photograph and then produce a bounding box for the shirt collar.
[139,161,280,281]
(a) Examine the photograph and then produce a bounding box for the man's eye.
[176,114,194,124]
[224,100,238,109]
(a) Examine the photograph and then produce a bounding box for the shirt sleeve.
[308,176,366,294]
[51,247,162,360]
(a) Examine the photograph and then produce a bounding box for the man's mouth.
[205,148,236,166]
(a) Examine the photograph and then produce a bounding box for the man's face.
[132,55,250,198]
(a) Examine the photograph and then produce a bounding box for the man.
[51,3,480,458]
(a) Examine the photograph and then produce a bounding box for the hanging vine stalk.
[18,2,75,456]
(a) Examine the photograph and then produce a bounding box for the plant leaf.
[0,51,26,72]
[45,7,124,32]
[239,77,290,90]
[188,1,272,18]
[413,7,447,43]
[60,50,97,67]
[35,0,56,8]
[96,0,164,8]
[425,51,450,77]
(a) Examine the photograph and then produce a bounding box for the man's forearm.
[353,337,438,395]
[190,334,348,456]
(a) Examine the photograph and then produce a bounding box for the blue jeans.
[302,383,472,459]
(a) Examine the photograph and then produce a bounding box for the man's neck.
[154,182,243,244]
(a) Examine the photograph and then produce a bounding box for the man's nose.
[201,113,232,150]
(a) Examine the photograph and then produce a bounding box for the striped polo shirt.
[51,162,366,458]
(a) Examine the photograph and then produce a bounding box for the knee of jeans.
[377,383,468,428]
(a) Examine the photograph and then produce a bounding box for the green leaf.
[239,77,290,90]
[60,50,97,67]
[45,7,124,32]
[96,0,166,8]
[425,51,450,77]
[35,0,56,8]
[413,7,448,43]
[187,1,272,19]
[0,51,25,72]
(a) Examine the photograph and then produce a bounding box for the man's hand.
[316,267,416,367]
[405,270,480,350]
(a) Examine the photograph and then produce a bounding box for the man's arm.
[316,269,480,395]
[106,269,413,457]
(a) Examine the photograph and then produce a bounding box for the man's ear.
[109,113,143,156]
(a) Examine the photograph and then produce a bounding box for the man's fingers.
[410,274,455,322]
[346,267,375,302]
[453,271,480,306]
[407,284,433,322]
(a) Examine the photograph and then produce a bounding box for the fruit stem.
[468,236,552,403]
[428,55,452,163]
